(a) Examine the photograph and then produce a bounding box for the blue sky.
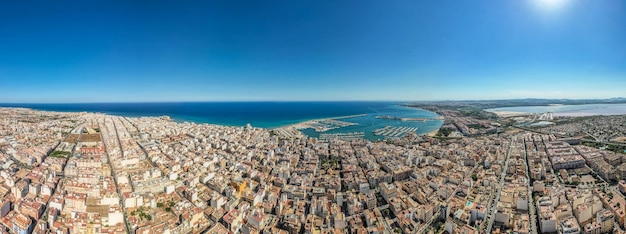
[0,0,624,102]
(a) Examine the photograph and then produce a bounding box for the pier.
[372,126,418,138]
[297,119,358,132]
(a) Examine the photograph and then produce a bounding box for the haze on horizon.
[0,0,624,103]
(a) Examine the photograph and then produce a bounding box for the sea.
[485,103,626,117]
[0,102,443,141]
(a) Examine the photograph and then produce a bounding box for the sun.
[533,0,569,12]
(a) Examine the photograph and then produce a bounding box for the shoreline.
[0,104,444,138]
[277,114,443,138]
[273,114,368,130]
[161,105,442,130]
[425,129,439,137]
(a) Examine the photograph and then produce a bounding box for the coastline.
[273,114,368,130]
[425,129,439,137]
[168,104,443,131]
[0,102,402,129]
[0,103,444,139]
[0,105,374,130]
[276,111,443,138]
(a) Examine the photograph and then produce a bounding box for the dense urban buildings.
[0,107,626,234]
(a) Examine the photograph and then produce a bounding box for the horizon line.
[0,97,625,105]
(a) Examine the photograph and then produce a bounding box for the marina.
[372,126,418,138]
[298,119,359,132]
[293,105,443,141]
[319,132,365,142]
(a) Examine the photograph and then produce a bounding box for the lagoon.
[485,103,626,117]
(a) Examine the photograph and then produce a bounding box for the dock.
[372,126,418,138]
[297,119,358,132]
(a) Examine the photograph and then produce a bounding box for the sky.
[0,0,624,102]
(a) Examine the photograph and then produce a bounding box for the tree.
[472,174,478,181]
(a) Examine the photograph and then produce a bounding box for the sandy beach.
[424,129,439,137]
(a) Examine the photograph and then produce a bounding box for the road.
[124,117,159,169]
[522,138,538,234]
[41,122,84,222]
[106,117,133,233]
[483,136,515,234]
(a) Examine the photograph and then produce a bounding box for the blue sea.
[0,102,443,140]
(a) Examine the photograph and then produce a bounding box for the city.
[1,0,625,233]
[0,104,625,234]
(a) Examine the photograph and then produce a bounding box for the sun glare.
[533,0,569,12]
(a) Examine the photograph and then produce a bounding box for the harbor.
[298,119,358,132]
[372,126,418,138]
[274,105,443,141]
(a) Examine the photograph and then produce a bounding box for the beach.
[425,129,439,137]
